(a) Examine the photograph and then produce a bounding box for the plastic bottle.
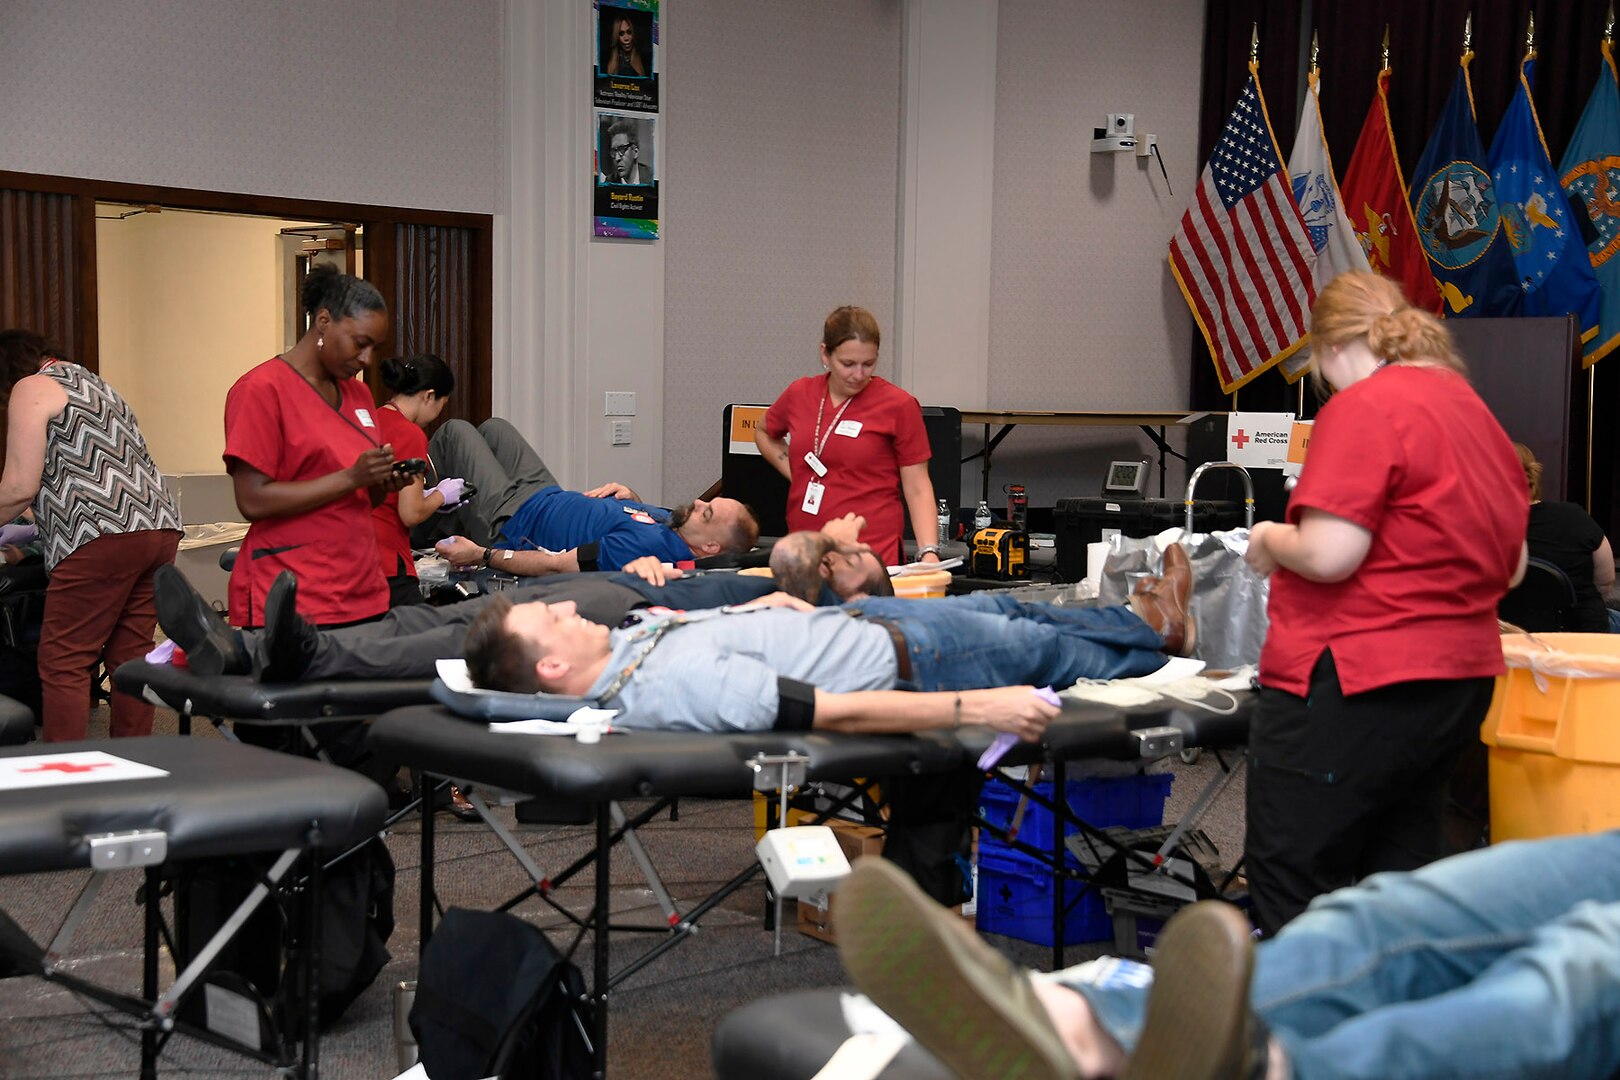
[937,499,952,544]
[973,499,993,533]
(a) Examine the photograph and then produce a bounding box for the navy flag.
[1409,57,1522,318]
[1559,41,1620,366]
[1490,58,1602,343]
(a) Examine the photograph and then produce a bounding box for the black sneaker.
[153,565,249,677]
[257,571,318,682]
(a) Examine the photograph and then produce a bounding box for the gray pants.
[243,576,647,680]
[423,418,561,545]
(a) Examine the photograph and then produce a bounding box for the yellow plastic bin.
[891,569,953,599]
[1480,633,1620,841]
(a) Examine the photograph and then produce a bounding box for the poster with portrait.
[594,111,658,238]
[594,1,658,112]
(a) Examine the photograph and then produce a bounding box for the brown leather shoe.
[1129,543,1196,657]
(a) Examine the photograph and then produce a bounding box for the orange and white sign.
[728,405,767,456]
[1285,420,1313,477]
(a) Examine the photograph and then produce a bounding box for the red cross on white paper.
[20,760,113,775]
[1231,429,1251,449]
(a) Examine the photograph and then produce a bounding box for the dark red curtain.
[0,189,93,367]
[377,222,485,430]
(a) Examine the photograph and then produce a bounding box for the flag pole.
[1525,12,1536,61]
[1592,6,1613,512]
[1381,24,1390,73]
[1242,17,1254,416]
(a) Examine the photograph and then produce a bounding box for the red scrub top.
[1259,365,1527,697]
[370,405,429,580]
[762,374,931,565]
[224,358,390,627]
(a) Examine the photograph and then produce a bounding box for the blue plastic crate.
[975,845,1110,947]
[979,772,1174,854]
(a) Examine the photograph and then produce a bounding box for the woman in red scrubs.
[225,266,407,628]
[1242,271,1528,935]
[755,306,941,567]
[371,353,459,607]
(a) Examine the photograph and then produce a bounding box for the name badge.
[803,451,828,478]
[622,507,656,525]
[355,408,376,428]
[835,419,863,438]
[802,480,825,516]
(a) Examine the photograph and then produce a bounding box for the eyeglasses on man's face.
[610,141,637,158]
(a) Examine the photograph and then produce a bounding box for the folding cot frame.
[0,737,387,1080]
[370,693,1254,1079]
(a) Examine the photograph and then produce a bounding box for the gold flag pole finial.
[1250,23,1259,65]
[1463,13,1473,55]
[1525,12,1536,60]
[1380,24,1390,71]
[1310,30,1319,74]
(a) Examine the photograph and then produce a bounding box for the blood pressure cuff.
[774,678,815,732]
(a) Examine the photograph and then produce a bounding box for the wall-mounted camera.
[1091,111,1137,153]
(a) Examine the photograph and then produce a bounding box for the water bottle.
[973,499,993,533]
[937,499,952,544]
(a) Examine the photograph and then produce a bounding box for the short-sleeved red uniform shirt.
[762,374,931,565]
[1260,365,1527,697]
[370,405,430,580]
[224,359,389,628]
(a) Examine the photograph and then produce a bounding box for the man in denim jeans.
[833,831,1620,1080]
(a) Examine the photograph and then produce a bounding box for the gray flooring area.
[0,707,1247,1079]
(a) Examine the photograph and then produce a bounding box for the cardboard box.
[797,822,885,943]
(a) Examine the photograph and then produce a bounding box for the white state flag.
[1284,72,1371,380]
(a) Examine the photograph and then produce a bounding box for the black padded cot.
[369,694,1252,1078]
[0,736,386,1078]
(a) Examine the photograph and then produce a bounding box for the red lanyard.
[812,376,855,461]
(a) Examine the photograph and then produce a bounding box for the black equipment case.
[1053,498,1243,582]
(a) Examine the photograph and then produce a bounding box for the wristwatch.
[917,545,941,557]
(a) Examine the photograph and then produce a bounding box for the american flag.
[1170,68,1315,394]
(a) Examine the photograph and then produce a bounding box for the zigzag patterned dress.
[35,363,180,569]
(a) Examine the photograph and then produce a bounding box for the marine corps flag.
[1490,57,1602,348]
[1409,56,1523,319]
[1559,40,1620,366]
[1169,64,1315,394]
[1338,69,1442,314]
[1282,70,1370,381]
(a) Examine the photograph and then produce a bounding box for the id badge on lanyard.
[802,480,825,515]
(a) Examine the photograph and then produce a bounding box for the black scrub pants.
[1244,650,1495,936]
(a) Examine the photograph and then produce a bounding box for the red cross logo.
[1231,429,1250,449]
[20,760,112,775]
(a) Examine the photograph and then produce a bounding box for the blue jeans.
[843,595,1167,691]
[1066,831,1620,1079]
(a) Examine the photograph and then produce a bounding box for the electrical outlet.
[610,419,633,445]
[605,392,636,416]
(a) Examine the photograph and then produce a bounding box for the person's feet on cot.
[153,565,250,677]
[836,857,1276,1080]
[1127,542,1195,657]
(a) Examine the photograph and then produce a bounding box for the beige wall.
[96,210,308,474]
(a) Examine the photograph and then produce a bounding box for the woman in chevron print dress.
[0,330,182,741]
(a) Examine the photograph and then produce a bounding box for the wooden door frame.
[0,170,494,422]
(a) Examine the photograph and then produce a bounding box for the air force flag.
[1490,58,1602,345]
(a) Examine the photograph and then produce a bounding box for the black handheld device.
[392,457,428,475]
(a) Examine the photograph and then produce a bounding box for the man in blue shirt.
[427,417,758,573]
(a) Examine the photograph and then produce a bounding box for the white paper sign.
[1226,412,1297,469]
[0,751,169,791]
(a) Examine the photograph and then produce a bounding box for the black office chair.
[1498,557,1578,633]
